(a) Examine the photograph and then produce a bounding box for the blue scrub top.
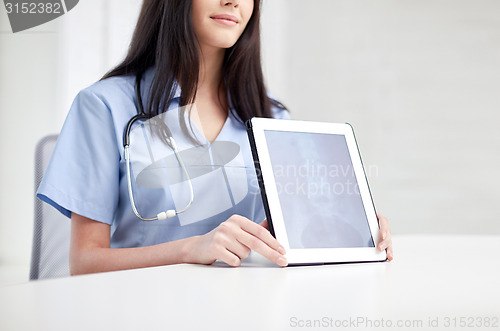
[37,67,290,248]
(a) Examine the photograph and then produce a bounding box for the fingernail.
[277,257,288,267]
[278,246,286,255]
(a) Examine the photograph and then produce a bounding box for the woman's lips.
[210,14,239,27]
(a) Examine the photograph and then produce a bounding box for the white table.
[1,235,499,331]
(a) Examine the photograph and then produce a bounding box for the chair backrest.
[30,135,71,280]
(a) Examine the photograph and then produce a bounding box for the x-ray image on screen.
[264,130,375,249]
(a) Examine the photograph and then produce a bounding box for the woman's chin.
[202,35,242,50]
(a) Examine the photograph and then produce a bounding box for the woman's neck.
[190,46,228,142]
[197,46,225,96]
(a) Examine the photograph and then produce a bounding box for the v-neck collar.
[184,110,231,145]
[143,67,235,144]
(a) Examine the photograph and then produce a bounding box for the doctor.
[37,0,393,275]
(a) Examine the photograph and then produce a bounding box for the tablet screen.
[264,130,375,249]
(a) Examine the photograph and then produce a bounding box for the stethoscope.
[123,73,194,221]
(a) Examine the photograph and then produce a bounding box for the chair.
[30,135,71,280]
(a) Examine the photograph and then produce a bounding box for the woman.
[38,0,393,275]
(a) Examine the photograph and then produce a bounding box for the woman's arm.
[70,213,287,275]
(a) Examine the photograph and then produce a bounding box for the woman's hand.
[377,213,393,261]
[186,215,288,267]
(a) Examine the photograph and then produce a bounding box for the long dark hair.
[102,0,285,125]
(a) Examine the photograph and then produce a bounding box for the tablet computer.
[246,118,387,265]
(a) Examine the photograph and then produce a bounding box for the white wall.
[261,0,500,235]
[0,0,141,285]
[0,0,499,285]
[0,6,60,284]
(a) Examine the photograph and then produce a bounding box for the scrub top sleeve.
[37,89,120,225]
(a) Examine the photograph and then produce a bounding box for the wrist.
[180,235,200,264]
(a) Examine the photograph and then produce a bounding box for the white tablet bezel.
[248,118,387,265]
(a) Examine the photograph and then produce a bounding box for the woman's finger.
[258,219,269,230]
[224,237,252,260]
[235,229,287,266]
[377,213,390,232]
[386,245,394,261]
[234,216,285,254]
[376,213,393,259]
[218,248,243,267]
[227,216,287,266]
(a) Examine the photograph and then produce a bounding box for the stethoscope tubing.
[123,72,194,221]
